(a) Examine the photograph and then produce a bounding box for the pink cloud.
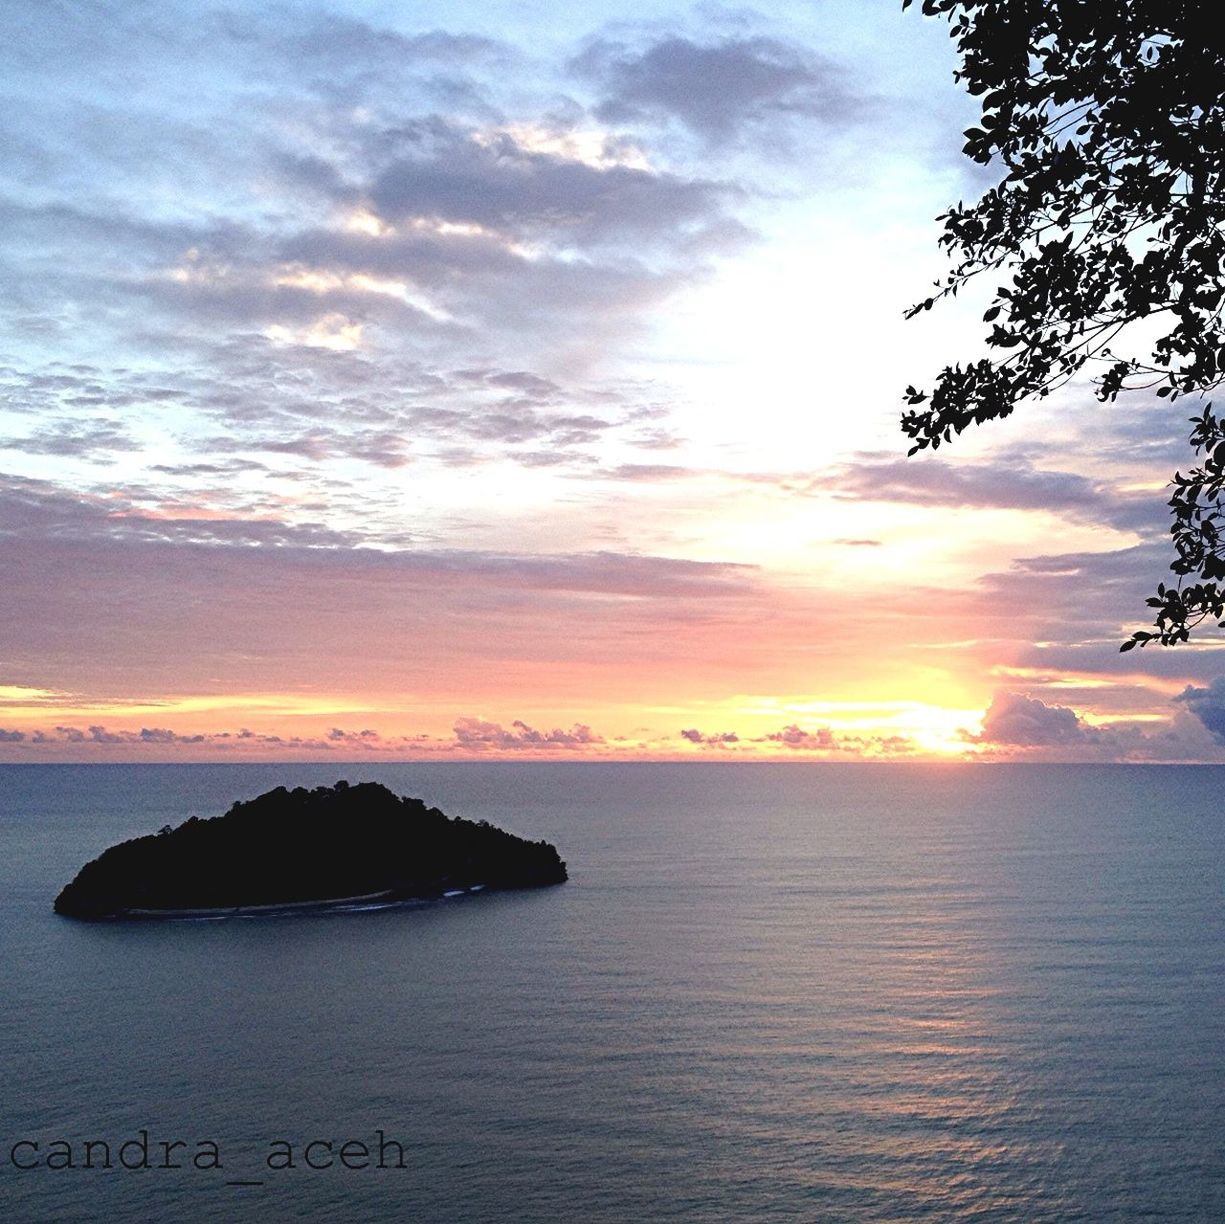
[970,691,1093,746]
[679,728,739,746]
[452,717,604,750]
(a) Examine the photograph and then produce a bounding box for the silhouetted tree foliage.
[903,0,1225,648]
[54,782,567,919]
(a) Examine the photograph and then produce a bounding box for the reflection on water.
[1,762,1223,1221]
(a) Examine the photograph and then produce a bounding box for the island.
[53,780,568,920]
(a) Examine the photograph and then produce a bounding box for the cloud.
[328,726,380,741]
[766,723,837,749]
[68,725,209,745]
[972,691,1093,746]
[0,342,678,479]
[0,10,757,507]
[368,117,731,245]
[824,454,1163,533]
[575,35,858,142]
[1,723,431,755]
[0,469,760,593]
[1175,678,1225,744]
[453,717,603,750]
[958,542,1225,681]
[586,462,697,483]
[0,469,825,708]
[761,724,914,755]
[149,460,270,477]
[679,727,739,745]
[958,687,1225,762]
[279,15,509,71]
[3,419,140,460]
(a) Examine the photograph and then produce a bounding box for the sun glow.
[273,265,455,321]
[897,705,982,755]
[808,702,982,757]
[687,694,987,758]
[265,314,364,350]
[341,207,392,237]
[474,121,653,171]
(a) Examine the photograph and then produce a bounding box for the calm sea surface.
[1,762,1223,1222]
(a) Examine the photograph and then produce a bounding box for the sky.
[4,0,1225,762]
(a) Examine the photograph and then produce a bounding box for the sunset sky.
[5,0,1225,761]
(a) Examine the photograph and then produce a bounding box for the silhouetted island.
[54,781,567,920]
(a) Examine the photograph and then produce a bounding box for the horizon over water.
[1,762,1222,1221]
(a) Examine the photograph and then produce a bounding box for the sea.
[1,762,1222,1222]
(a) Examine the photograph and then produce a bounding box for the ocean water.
[1,762,1222,1222]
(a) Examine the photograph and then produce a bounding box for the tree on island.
[903,1,1225,648]
[54,782,567,919]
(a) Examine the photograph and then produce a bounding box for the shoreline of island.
[116,883,494,919]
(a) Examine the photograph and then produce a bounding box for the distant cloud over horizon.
[1175,678,1225,744]
[972,691,1094,747]
[453,717,605,750]
[679,727,739,746]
